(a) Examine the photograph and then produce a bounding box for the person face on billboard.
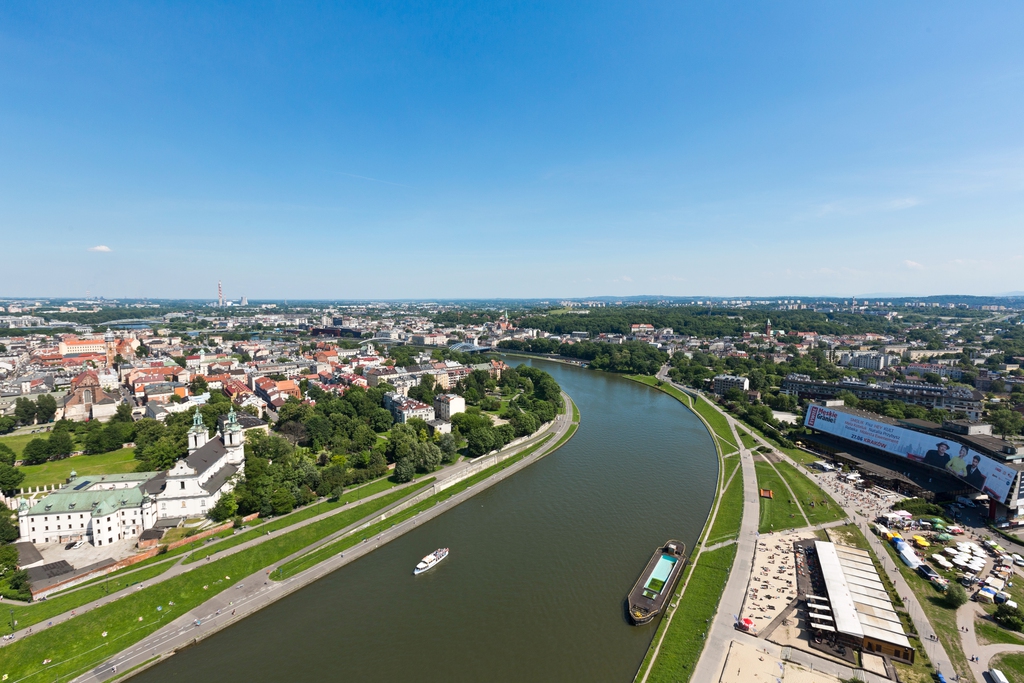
[946,445,969,477]
[923,442,951,469]
[965,455,987,489]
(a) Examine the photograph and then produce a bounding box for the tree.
[988,408,1024,438]
[49,430,75,457]
[190,376,209,395]
[135,437,180,471]
[14,397,37,425]
[0,464,25,496]
[35,394,58,423]
[995,603,1024,631]
[209,493,238,522]
[0,416,14,434]
[945,582,968,609]
[0,443,15,466]
[111,402,134,424]
[438,433,459,464]
[270,488,294,516]
[414,441,443,472]
[466,427,495,457]
[394,457,416,483]
[22,438,52,465]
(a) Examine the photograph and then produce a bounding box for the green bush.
[892,497,945,517]
[995,603,1024,632]
[945,583,968,608]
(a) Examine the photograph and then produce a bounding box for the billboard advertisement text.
[805,405,1018,503]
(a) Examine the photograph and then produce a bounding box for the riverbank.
[622,374,739,683]
[58,393,580,683]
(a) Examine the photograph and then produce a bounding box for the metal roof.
[815,541,912,649]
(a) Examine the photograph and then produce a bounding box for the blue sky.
[1,2,1023,300]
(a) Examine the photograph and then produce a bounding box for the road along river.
[131,358,718,683]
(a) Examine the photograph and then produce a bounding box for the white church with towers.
[17,407,248,549]
[153,406,247,520]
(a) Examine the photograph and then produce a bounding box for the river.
[132,358,718,683]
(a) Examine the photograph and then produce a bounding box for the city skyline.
[2,3,1023,299]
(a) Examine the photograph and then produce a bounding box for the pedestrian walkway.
[655,369,945,683]
[66,393,578,683]
[3,398,573,653]
[957,591,1024,680]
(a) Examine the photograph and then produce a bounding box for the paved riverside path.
[0,397,570,649]
[648,369,898,683]
[68,394,577,683]
[689,380,959,682]
[957,599,1024,681]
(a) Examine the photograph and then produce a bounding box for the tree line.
[497,339,668,375]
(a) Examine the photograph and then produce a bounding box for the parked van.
[989,668,1010,683]
[1012,554,1024,567]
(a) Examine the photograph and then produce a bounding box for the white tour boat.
[414,548,449,575]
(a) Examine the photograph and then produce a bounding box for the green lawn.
[990,652,1024,682]
[706,468,744,545]
[641,544,738,683]
[878,538,972,680]
[975,617,1024,646]
[17,449,138,488]
[0,431,53,457]
[9,561,177,633]
[0,484,430,682]
[738,429,758,450]
[690,396,739,454]
[773,461,845,526]
[184,477,400,563]
[754,461,807,533]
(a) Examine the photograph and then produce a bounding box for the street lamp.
[9,607,13,632]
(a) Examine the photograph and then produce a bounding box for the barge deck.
[626,540,687,625]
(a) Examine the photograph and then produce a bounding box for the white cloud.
[621,275,633,282]
[88,245,112,252]
[903,260,924,270]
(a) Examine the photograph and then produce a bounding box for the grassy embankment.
[636,545,738,683]
[773,461,846,526]
[975,619,1024,646]
[754,461,807,534]
[9,561,177,633]
[990,653,1024,680]
[738,429,758,450]
[277,431,567,579]
[0,431,50,456]
[184,477,398,563]
[705,459,743,546]
[877,534,972,680]
[0,483,430,682]
[623,375,742,683]
[18,449,138,488]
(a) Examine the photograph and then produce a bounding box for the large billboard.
[805,405,1019,504]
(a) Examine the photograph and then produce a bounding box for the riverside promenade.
[652,369,903,683]
[65,393,577,683]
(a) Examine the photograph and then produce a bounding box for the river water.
[132,358,718,683]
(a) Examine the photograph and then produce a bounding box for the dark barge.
[626,540,687,625]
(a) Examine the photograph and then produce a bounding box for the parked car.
[72,540,85,550]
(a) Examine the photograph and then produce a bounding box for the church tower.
[187,408,209,454]
[223,406,244,450]
[765,318,772,337]
[104,330,116,368]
